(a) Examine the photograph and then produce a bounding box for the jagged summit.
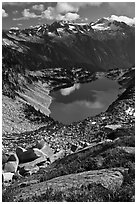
[5,15,135,36]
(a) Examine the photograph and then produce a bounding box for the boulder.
[4,153,19,173]
[14,168,126,201]
[44,168,124,192]
[16,146,46,163]
[19,155,48,169]
[117,146,135,155]
[16,146,27,162]
[50,149,66,163]
[71,144,78,152]
[19,165,39,177]
[18,155,48,176]
[36,140,54,158]
[2,172,14,183]
[36,139,45,149]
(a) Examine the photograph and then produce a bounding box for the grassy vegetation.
[40,147,135,182]
[10,182,134,202]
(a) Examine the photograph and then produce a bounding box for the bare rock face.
[14,168,125,201]
[16,146,46,163]
[4,153,19,173]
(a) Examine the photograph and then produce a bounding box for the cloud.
[60,83,80,96]
[41,7,55,20]
[76,100,104,109]
[109,15,135,26]
[10,27,19,30]
[13,8,41,20]
[41,6,80,21]
[40,2,103,21]
[2,9,8,17]
[57,2,103,12]
[23,8,39,18]
[2,2,32,6]
[56,12,80,21]
[32,4,45,11]
[12,2,103,22]
[56,2,79,14]
[17,23,23,27]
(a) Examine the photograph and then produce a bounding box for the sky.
[2,2,135,30]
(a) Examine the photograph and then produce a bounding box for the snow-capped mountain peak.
[91,15,135,30]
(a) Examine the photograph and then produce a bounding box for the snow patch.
[92,24,110,30]
[105,124,121,130]
[91,121,96,125]
[57,28,64,32]
[125,107,135,116]
[68,25,75,30]
[109,15,135,26]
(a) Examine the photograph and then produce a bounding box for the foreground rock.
[2,172,14,183]
[117,146,135,155]
[4,154,19,173]
[50,149,66,163]
[13,168,126,201]
[36,139,54,158]
[19,156,48,176]
[16,147,46,163]
[2,151,8,167]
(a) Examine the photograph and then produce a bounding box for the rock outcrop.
[13,168,126,201]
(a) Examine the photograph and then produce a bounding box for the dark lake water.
[49,78,121,124]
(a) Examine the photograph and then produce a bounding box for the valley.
[2,16,135,202]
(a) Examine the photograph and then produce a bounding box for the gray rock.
[4,153,19,173]
[16,146,46,163]
[14,168,126,201]
[36,139,46,149]
[19,156,47,176]
[117,146,135,154]
[2,152,8,169]
[19,155,48,169]
[50,149,66,163]
[2,172,14,183]
[37,140,54,158]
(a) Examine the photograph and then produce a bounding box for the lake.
[49,78,121,124]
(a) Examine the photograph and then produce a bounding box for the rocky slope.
[2,67,135,201]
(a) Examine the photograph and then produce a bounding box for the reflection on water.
[49,78,121,124]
